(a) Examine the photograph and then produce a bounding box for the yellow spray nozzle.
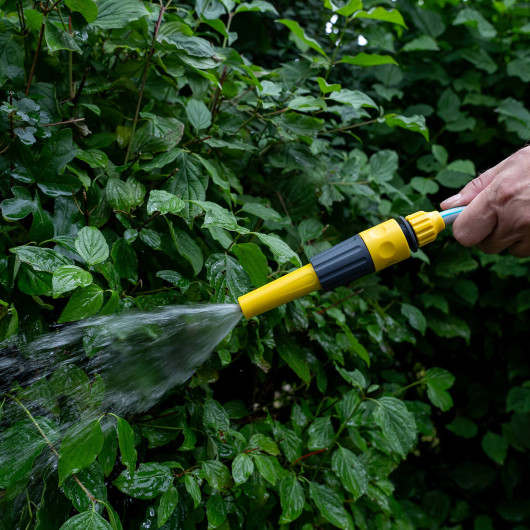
[238,210,455,319]
[238,264,321,319]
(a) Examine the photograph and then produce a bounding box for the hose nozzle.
[238,210,457,319]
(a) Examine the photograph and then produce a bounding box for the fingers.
[451,188,498,247]
[440,168,496,209]
[508,240,530,258]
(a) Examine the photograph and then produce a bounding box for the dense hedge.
[1,0,530,528]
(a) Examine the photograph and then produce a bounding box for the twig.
[182,135,212,148]
[137,211,160,231]
[321,118,378,135]
[207,66,228,133]
[41,117,85,127]
[291,448,328,465]
[316,289,364,315]
[25,0,51,95]
[124,0,172,164]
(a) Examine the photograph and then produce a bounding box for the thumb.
[440,167,497,210]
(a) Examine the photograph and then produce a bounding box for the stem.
[124,0,171,164]
[324,16,350,81]
[322,118,379,135]
[317,289,364,315]
[25,0,50,95]
[393,379,424,396]
[41,117,85,127]
[6,394,59,457]
[291,448,328,465]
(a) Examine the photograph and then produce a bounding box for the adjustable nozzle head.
[238,264,321,319]
[405,211,445,247]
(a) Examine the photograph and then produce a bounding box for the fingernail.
[441,193,461,206]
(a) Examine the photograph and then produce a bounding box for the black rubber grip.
[310,234,375,291]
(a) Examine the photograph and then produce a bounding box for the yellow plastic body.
[238,264,321,319]
[359,219,411,271]
[405,211,445,247]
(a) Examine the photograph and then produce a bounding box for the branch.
[124,1,171,164]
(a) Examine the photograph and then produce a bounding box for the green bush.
[1,0,530,528]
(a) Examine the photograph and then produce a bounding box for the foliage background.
[1,0,530,528]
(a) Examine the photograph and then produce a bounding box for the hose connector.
[405,211,445,247]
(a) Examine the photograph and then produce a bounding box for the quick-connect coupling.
[405,211,445,247]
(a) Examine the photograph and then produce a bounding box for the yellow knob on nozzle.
[238,264,321,319]
[405,211,445,247]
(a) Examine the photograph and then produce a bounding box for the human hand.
[440,146,530,256]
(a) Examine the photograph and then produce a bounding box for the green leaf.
[309,481,354,530]
[10,245,71,272]
[90,0,149,29]
[403,35,439,52]
[235,1,278,14]
[44,22,82,53]
[481,432,508,465]
[277,19,328,57]
[253,232,301,267]
[98,427,118,477]
[58,419,104,484]
[353,7,407,28]
[411,177,439,195]
[252,453,279,485]
[249,433,280,456]
[58,284,104,323]
[279,474,304,524]
[373,396,417,458]
[424,367,455,412]
[401,303,427,334]
[155,270,190,292]
[106,178,134,213]
[316,77,341,94]
[201,460,232,490]
[65,0,99,23]
[384,114,429,141]
[111,238,138,283]
[63,461,107,513]
[277,112,324,137]
[158,485,178,528]
[75,226,110,266]
[277,336,311,384]
[203,397,230,433]
[507,386,530,413]
[184,474,201,508]
[113,463,173,499]
[231,453,254,485]
[335,367,366,389]
[166,220,203,276]
[117,417,137,476]
[453,8,497,38]
[232,243,268,288]
[186,99,212,130]
[147,190,185,216]
[59,510,112,530]
[307,416,334,450]
[206,494,227,527]
[328,89,378,109]
[323,0,362,16]
[192,200,249,234]
[52,265,92,297]
[331,447,368,499]
[0,418,59,489]
[341,53,398,67]
[206,253,252,303]
[164,151,209,223]
[446,417,478,439]
[1,187,35,220]
[370,149,398,182]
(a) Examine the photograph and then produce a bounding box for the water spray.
[238,207,465,318]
